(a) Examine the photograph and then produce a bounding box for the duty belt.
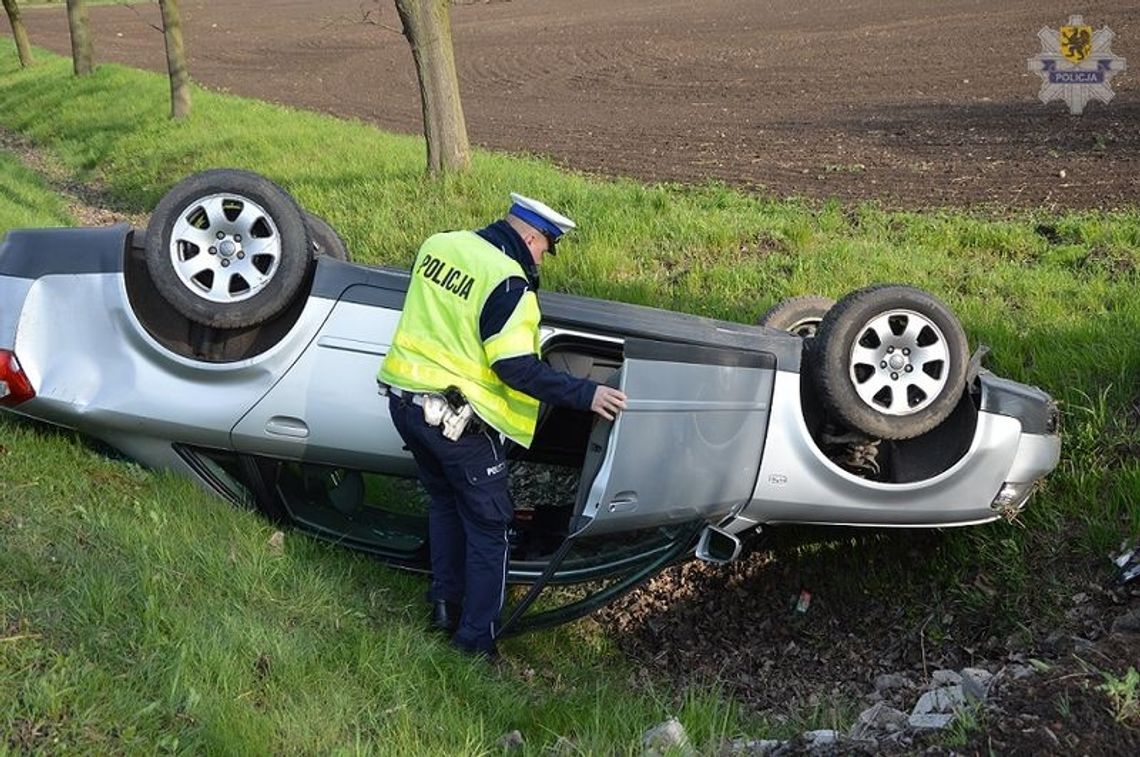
[386,385,427,407]
[385,385,486,435]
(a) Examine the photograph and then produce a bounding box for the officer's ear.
[522,231,545,262]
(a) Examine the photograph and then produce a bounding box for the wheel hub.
[848,309,950,416]
[169,192,280,304]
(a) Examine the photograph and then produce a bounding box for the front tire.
[304,211,351,261]
[809,285,968,440]
[757,295,835,338]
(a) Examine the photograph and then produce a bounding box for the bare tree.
[2,0,33,68]
[393,0,471,175]
[158,0,190,119]
[65,0,94,75]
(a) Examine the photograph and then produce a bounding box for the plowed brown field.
[9,0,1139,209]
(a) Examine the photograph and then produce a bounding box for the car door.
[229,282,415,475]
[571,338,775,537]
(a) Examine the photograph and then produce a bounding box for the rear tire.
[809,285,968,440]
[145,169,311,329]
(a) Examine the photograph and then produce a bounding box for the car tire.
[757,295,836,338]
[144,169,311,329]
[305,211,351,261]
[809,284,968,440]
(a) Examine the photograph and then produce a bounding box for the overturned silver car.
[0,170,1060,634]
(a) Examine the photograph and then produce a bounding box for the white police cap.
[508,192,577,241]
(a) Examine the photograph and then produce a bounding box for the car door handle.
[265,416,309,439]
[607,492,638,513]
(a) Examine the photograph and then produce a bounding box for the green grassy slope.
[0,414,743,752]
[0,150,72,229]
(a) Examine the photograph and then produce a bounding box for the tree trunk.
[2,0,34,68]
[158,0,191,119]
[393,0,470,175]
[65,0,93,76]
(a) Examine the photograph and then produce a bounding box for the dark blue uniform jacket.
[475,221,595,412]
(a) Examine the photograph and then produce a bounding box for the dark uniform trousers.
[388,393,512,655]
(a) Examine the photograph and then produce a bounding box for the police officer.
[378,194,627,658]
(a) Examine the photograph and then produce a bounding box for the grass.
[0,40,1139,750]
[0,417,748,752]
[0,150,72,229]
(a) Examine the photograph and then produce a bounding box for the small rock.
[911,685,965,716]
[850,702,909,740]
[642,717,693,756]
[1072,592,1089,604]
[908,713,955,730]
[497,730,524,750]
[803,729,839,747]
[1008,664,1036,680]
[268,530,285,553]
[1058,169,1067,179]
[874,673,910,692]
[1110,608,1140,635]
[961,668,994,702]
[724,738,782,755]
[931,669,962,686]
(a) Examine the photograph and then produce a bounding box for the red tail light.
[0,350,35,406]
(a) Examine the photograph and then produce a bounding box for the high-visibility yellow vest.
[378,231,543,447]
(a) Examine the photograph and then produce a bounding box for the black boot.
[429,599,461,634]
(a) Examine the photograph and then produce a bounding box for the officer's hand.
[591,385,627,421]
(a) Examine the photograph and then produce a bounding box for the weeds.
[1098,667,1139,725]
[1054,691,1072,720]
[938,702,985,748]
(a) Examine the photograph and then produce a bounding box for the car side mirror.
[695,525,743,564]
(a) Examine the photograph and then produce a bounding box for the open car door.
[572,338,775,537]
[499,337,777,636]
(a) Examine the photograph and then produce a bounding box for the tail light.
[0,350,35,407]
[991,481,1036,519]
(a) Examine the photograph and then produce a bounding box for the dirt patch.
[968,632,1140,755]
[10,0,1139,211]
[595,532,1140,751]
[0,129,145,226]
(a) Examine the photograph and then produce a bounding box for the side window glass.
[178,446,253,507]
